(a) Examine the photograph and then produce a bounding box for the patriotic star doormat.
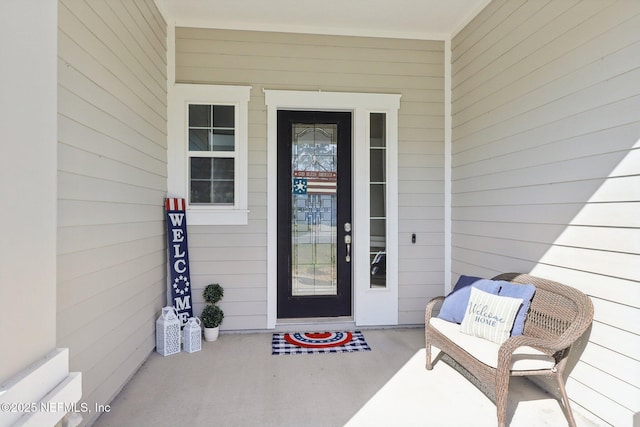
[272,331,371,355]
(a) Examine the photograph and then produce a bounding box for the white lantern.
[183,317,202,353]
[156,306,181,356]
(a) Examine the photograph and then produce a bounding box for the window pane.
[189,129,209,151]
[191,157,211,179]
[370,218,386,289]
[370,113,386,147]
[212,129,235,151]
[370,149,385,182]
[370,183,386,218]
[189,104,211,127]
[191,181,211,203]
[213,105,234,128]
[213,158,234,179]
[212,181,234,204]
[370,219,386,245]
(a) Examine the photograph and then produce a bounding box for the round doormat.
[272,331,371,355]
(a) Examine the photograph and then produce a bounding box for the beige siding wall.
[451,1,640,425]
[175,28,444,327]
[57,1,167,424]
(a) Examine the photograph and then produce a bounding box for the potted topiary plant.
[203,283,224,305]
[201,283,224,341]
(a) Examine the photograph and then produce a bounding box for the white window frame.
[168,84,251,225]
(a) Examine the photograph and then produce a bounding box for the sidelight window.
[370,113,387,288]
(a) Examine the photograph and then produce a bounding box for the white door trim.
[264,90,401,328]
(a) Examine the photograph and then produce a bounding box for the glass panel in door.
[291,123,338,296]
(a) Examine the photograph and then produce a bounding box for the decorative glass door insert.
[291,123,338,296]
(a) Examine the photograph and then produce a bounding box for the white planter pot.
[203,326,220,342]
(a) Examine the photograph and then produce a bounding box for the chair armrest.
[499,335,561,357]
[498,301,594,368]
[425,296,445,322]
[497,334,566,376]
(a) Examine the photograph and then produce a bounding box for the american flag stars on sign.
[173,275,190,296]
[293,178,307,194]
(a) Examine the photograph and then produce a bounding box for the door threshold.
[275,317,355,332]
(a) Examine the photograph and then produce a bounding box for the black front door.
[277,110,352,318]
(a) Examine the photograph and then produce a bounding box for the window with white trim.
[169,84,251,225]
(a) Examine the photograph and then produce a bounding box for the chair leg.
[425,342,433,370]
[556,374,577,427]
[496,375,509,427]
[496,389,507,427]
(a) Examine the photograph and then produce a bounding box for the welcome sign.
[165,198,193,326]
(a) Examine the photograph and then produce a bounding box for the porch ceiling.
[160,0,491,40]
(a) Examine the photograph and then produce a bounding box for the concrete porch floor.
[92,328,600,427]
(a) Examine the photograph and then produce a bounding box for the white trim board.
[444,38,453,292]
[264,89,401,328]
[0,349,82,427]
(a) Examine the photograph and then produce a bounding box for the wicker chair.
[425,273,594,427]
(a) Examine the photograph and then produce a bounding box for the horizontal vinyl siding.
[451,1,640,426]
[57,1,167,425]
[175,28,444,327]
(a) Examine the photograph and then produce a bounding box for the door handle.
[344,235,351,262]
